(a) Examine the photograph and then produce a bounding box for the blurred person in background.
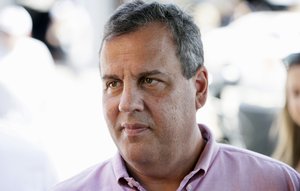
[202,0,300,152]
[15,0,63,60]
[0,5,58,190]
[0,5,56,129]
[17,0,95,71]
[52,1,300,190]
[273,52,300,173]
[0,4,60,173]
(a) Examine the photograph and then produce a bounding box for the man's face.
[100,23,206,166]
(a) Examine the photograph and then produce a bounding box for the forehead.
[100,22,179,75]
[287,65,300,84]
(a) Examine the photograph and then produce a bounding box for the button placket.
[124,177,146,191]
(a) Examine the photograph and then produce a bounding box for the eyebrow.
[101,74,119,80]
[101,70,164,80]
[137,70,163,78]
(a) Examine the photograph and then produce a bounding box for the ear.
[194,66,208,110]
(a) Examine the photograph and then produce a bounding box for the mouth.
[121,123,150,137]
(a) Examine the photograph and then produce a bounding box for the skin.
[287,65,300,127]
[100,22,208,191]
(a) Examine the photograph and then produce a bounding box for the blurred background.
[0,0,300,188]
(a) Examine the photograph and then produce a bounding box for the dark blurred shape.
[17,0,65,61]
[246,0,290,11]
[24,6,63,60]
[0,5,56,126]
[238,103,279,156]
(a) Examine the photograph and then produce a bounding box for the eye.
[106,80,121,89]
[144,78,154,84]
[141,77,159,86]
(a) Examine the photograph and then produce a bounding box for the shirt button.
[187,184,192,191]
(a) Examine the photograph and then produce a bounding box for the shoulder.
[217,143,292,170]
[216,144,300,187]
[51,159,114,191]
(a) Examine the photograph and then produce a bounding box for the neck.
[126,128,205,191]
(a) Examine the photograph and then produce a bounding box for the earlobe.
[194,66,208,110]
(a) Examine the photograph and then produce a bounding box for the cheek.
[102,96,119,126]
[154,95,196,145]
[156,88,195,126]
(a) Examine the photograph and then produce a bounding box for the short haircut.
[100,0,204,79]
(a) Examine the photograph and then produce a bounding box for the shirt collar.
[112,153,145,190]
[112,153,129,182]
[193,124,220,174]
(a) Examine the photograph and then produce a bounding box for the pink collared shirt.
[51,125,300,191]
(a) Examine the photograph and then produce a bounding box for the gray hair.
[100,0,204,79]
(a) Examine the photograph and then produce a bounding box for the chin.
[122,147,155,165]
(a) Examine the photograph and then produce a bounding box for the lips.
[121,123,149,136]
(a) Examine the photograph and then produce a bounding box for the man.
[52,1,300,190]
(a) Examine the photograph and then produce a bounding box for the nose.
[118,84,144,112]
